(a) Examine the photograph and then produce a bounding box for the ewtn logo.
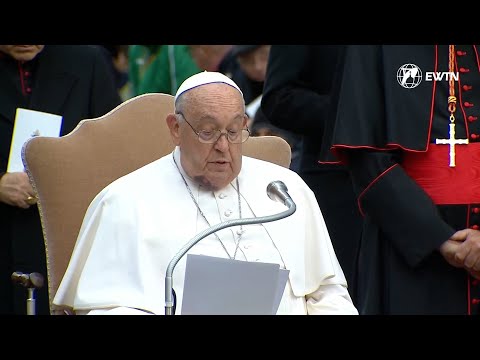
[397,63,459,89]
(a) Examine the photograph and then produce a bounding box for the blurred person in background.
[128,45,162,97]
[189,45,233,73]
[99,45,132,100]
[137,45,202,95]
[230,45,303,173]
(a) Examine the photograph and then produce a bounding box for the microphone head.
[11,271,45,288]
[267,180,289,203]
[29,272,45,289]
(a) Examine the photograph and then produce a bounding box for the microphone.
[165,180,296,315]
[11,272,45,315]
[267,180,294,208]
[11,271,45,289]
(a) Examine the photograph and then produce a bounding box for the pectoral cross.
[435,122,468,167]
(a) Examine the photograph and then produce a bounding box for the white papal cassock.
[53,147,358,315]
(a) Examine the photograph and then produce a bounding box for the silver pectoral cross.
[435,123,468,167]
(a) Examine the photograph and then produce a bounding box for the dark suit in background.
[261,45,362,301]
[0,45,122,314]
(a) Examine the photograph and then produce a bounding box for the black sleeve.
[261,45,337,136]
[345,149,455,267]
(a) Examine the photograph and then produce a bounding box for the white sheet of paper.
[8,108,63,172]
[181,254,289,315]
[271,268,290,314]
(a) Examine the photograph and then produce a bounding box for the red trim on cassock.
[357,164,398,217]
[402,143,480,205]
[321,144,431,167]
[473,45,480,73]
[17,61,26,96]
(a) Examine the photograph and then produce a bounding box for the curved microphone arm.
[165,191,296,315]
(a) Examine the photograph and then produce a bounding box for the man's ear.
[243,113,249,128]
[166,113,181,145]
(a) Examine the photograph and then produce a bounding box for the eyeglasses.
[176,111,250,144]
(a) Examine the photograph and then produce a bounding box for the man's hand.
[0,172,36,208]
[440,229,480,278]
[453,229,480,276]
[439,232,465,268]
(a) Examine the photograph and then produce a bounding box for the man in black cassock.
[261,45,363,302]
[0,45,122,314]
[321,45,480,314]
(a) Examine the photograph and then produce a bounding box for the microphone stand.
[165,196,296,315]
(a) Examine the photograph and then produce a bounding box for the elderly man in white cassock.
[53,71,358,315]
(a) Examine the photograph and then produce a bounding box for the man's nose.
[214,132,230,150]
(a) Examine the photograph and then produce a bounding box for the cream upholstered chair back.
[243,135,291,168]
[22,92,291,314]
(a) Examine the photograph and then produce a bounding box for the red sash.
[402,143,480,205]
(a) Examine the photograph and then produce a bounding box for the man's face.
[236,45,271,83]
[0,45,45,61]
[170,83,247,191]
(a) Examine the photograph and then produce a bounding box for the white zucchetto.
[174,71,243,103]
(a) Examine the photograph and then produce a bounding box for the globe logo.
[397,64,422,89]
